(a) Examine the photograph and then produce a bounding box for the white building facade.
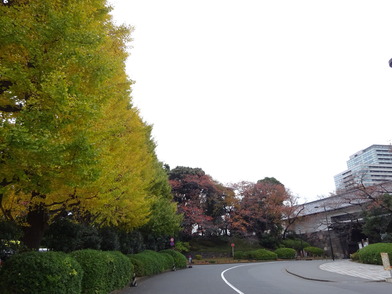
[334,144,392,191]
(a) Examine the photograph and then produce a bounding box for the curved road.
[125,261,392,294]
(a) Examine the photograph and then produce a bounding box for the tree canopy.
[0,0,179,249]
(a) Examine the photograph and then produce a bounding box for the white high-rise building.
[334,144,392,191]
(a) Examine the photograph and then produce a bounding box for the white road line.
[221,264,248,294]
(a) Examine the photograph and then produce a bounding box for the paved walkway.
[320,259,391,281]
[285,259,392,283]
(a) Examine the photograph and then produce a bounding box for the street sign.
[231,243,235,247]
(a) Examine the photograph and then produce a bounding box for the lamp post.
[315,205,335,261]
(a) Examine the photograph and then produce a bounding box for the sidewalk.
[285,259,392,282]
[320,259,391,281]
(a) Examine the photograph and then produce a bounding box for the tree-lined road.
[126,261,392,294]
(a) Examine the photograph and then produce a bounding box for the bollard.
[130,273,137,287]
[380,252,392,283]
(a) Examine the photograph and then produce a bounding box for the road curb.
[285,268,334,283]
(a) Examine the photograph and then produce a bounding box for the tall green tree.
[0,0,169,249]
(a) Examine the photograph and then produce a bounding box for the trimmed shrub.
[281,239,309,251]
[128,250,163,276]
[350,251,359,261]
[159,252,175,270]
[70,249,132,294]
[357,243,392,265]
[105,251,133,291]
[247,249,277,260]
[195,254,202,260]
[0,251,83,294]
[304,246,324,257]
[159,249,187,269]
[131,250,179,274]
[70,249,108,294]
[128,255,144,277]
[275,248,296,259]
[233,251,246,260]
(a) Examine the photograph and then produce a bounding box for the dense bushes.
[234,249,277,260]
[70,250,132,294]
[304,246,324,257]
[0,250,133,294]
[275,248,296,259]
[159,249,187,269]
[357,243,392,265]
[281,239,309,251]
[0,251,83,294]
[128,250,186,276]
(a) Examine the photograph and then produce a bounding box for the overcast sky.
[108,0,392,203]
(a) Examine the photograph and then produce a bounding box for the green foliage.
[175,241,191,253]
[233,248,277,260]
[233,251,246,259]
[350,251,359,261]
[247,249,277,260]
[159,249,187,269]
[362,195,392,243]
[118,230,145,254]
[104,251,133,292]
[0,221,23,258]
[1,0,179,251]
[44,219,101,252]
[128,250,164,276]
[129,249,181,277]
[195,254,202,260]
[275,248,296,259]
[357,243,392,265]
[99,227,120,251]
[0,251,83,294]
[281,239,309,251]
[70,249,109,294]
[128,256,144,277]
[257,177,283,186]
[304,246,324,257]
[159,252,175,270]
[259,233,281,249]
[70,249,132,294]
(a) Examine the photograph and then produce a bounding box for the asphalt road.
[125,261,392,294]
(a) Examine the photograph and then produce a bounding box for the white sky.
[109,0,392,203]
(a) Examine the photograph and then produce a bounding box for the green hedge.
[159,249,187,269]
[233,250,246,260]
[105,251,133,291]
[0,251,83,294]
[128,255,145,277]
[275,248,296,259]
[129,250,187,277]
[281,239,309,251]
[248,249,277,260]
[70,249,132,294]
[304,246,324,257]
[128,250,162,276]
[357,243,392,265]
[128,250,177,277]
[234,249,277,261]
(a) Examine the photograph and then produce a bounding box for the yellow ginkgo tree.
[0,0,178,249]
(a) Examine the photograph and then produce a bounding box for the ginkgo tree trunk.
[0,0,169,249]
